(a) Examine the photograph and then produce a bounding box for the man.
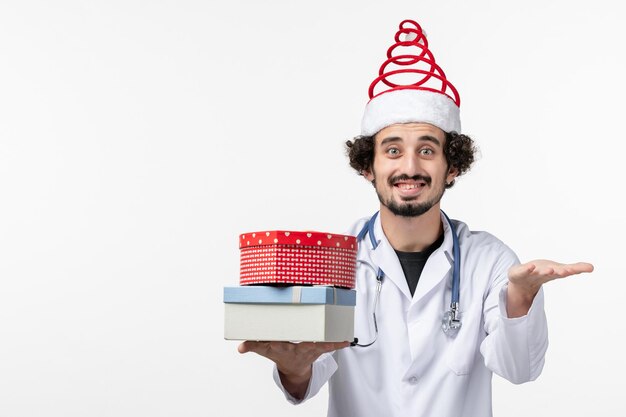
[238,19,593,417]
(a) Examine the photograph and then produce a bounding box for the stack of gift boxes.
[224,230,358,342]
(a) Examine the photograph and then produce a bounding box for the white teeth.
[398,183,420,190]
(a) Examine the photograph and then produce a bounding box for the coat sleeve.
[271,219,366,404]
[480,257,549,384]
[272,352,338,404]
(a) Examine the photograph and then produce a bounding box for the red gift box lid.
[239,230,357,250]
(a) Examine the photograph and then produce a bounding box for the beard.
[373,174,446,218]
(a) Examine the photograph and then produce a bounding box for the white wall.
[0,1,623,416]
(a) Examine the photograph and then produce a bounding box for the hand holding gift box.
[238,339,350,400]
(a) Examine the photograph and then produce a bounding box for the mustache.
[388,174,432,186]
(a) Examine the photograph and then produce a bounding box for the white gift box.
[223,286,356,342]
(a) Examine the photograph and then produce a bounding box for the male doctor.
[238,19,593,417]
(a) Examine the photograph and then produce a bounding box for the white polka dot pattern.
[239,230,358,289]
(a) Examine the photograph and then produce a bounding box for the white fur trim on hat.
[361,89,461,136]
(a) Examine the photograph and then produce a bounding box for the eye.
[386,147,400,156]
[419,148,434,156]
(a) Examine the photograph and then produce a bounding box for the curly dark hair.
[345,131,477,188]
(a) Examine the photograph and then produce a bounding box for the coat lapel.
[368,214,412,301]
[411,213,455,306]
[363,212,457,305]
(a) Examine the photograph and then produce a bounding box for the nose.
[400,151,422,176]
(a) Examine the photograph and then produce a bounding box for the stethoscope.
[351,210,462,347]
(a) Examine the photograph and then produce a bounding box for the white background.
[1,1,624,416]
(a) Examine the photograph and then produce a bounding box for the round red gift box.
[239,230,357,289]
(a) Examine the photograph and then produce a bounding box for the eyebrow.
[379,135,442,147]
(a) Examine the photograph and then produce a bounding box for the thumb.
[238,341,270,355]
[238,341,252,354]
[509,262,536,280]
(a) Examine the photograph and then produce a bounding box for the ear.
[446,166,459,185]
[363,169,374,182]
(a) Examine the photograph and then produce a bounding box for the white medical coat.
[273,213,549,417]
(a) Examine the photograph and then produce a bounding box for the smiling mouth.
[395,181,427,190]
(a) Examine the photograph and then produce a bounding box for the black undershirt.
[394,233,445,297]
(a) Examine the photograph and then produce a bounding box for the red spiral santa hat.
[361,19,461,136]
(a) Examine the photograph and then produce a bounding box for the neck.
[379,204,443,252]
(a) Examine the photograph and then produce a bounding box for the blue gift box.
[223,285,356,306]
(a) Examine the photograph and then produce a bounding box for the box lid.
[223,286,356,306]
[239,231,357,250]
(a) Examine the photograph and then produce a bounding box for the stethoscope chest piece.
[353,210,463,347]
[441,302,462,336]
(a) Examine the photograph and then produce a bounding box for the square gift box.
[239,231,357,288]
[223,285,356,342]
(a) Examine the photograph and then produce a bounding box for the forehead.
[374,122,446,144]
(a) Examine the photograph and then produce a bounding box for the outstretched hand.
[509,259,594,293]
[506,259,594,318]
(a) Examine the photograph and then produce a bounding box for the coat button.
[408,376,418,384]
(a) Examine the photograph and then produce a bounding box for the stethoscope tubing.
[351,210,461,347]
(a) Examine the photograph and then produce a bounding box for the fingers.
[237,341,250,354]
[282,341,350,355]
[238,341,269,355]
[536,261,593,278]
[239,341,302,356]
[238,340,351,356]
[511,260,594,287]
[311,341,351,354]
[569,262,594,273]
